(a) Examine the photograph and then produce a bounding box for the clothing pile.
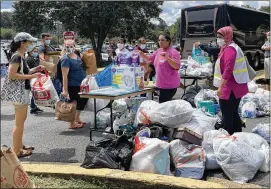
[239,88,270,118]
[178,56,213,77]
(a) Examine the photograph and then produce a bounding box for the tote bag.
[1,54,25,104]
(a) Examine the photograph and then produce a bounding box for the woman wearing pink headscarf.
[261,31,270,90]
[213,26,249,135]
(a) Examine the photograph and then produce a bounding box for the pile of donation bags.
[179,56,213,77]
[81,98,270,183]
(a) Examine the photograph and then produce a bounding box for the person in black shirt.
[26,47,44,115]
[38,33,55,61]
[6,32,45,158]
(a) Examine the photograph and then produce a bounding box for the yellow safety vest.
[213,43,250,87]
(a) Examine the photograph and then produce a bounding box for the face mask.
[66,47,74,55]
[140,44,146,49]
[32,52,38,58]
[26,44,34,52]
[117,43,124,50]
[217,38,226,47]
[267,36,270,40]
[45,39,50,45]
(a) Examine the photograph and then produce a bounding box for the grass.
[29,174,122,188]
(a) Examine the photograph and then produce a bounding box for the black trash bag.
[183,85,202,107]
[81,135,134,170]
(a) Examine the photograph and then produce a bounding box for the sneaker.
[35,107,44,113]
[102,127,113,136]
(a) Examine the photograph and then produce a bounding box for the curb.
[22,162,225,189]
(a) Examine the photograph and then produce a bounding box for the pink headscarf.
[217,26,234,58]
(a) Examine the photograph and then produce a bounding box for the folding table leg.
[110,100,113,133]
[90,98,97,141]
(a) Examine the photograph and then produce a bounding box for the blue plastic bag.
[95,63,113,87]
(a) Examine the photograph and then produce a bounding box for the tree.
[0,28,16,40]
[1,12,14,29]
[259,5,270,13]
[12,1,55,37]
[48,1,163,66]
[241,4,256,10]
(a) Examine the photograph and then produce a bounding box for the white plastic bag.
[170,140,206,179]
[248,80,258,93]
[255,88,270,101]
[194,89,218,108]
[134,100,159,127]
[233,132,270,173]
[112,99,127,114]
[148,100,194,127]
[130,137,171,175]
[84,99,105,112]
[202,129,229,170]
[252,123,270,143]
[175,110,218,135]
[30,74,59,107]
[80,75,99,94]
[241,101,257,118]
[113,110,136,134]
[213,136,265,183]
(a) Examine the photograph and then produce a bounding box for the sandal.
[23,145,35,150]
[17,149,32,158]
[68,122,84,129]
[77,121,86,125]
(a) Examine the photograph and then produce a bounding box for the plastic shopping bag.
[252,123,270,143]
[130,137,171,175]
[202,129,229,170]
[148,100,194,127]
[30,74,59,107]
[241,101,257,118]
[84,99,105,112]
[213,136,265,183]
[170,140,206,179]
[80,75,99,94]
[248,80,258,93]
[232,132,270,173]
[134,100,159,127]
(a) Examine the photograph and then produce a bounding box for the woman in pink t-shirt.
[138,34,181,103]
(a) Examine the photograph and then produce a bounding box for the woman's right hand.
[61,91,69,98]
[31,72,42,79]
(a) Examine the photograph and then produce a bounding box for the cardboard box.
[111,67,136,91]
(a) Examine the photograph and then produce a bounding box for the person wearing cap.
[3,32,45,158]
[261,32,270,90]
[38,33,55,61]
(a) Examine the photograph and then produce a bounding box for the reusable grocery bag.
[55,97,77,122]
[1,146,35,188]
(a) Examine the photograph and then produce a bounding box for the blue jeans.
[30,97,37,111]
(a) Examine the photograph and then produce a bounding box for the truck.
[180,3,270,70]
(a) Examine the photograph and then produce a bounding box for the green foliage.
[12,1,54,37]
[241,4,257,10]
[48,1,163,66]
[0,28,16,40]
[1,12,14,29]
[259,5,270,13]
